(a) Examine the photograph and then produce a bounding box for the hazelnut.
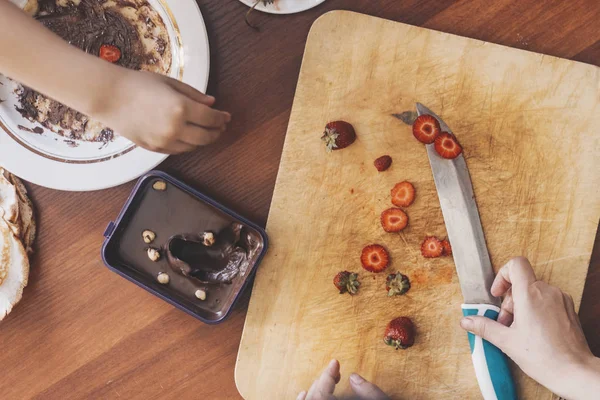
[147,247,161,262]
[157,272,170,284]
[195,289,207,301]
[142,230,156,244]
[152,180,167,191]
[201,231,215,247]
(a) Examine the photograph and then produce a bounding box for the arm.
[0,1,230,153]
[461,257,600,400]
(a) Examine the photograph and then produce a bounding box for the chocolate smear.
[166,223,255,285]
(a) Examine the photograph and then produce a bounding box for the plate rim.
[237,0,327,15]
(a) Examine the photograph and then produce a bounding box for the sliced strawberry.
[374,155,392,172]
[99,44,121,63]
[434,132,463,159]
[421,236,443,258]
[321,121,356,152]
[391,181,415,208]
[441,239,452,256]
[381,208,408,232]
[361,244,389,273]
[412,114,441,144]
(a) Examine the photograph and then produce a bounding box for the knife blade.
[416,102,516,400]
[416,102,498,306]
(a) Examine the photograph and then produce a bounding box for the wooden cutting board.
[235,11,600,400]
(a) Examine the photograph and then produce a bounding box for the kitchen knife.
[416,103,517,400]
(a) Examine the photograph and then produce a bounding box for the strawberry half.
[361,244,389,273]
[384,316,415,349]
[434,132,463,159]
[321,121,356,152]
[381,208,408,232]
[374,155,392,172]
[412,114,441,144]
[441,239,452,256]
[386,273,411,296]
[333,271,360,295]
[421,236,443,258]
[99,44,121,63]
[391,181,415,208]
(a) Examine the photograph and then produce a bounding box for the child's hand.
[0,1,229,154]
[93,70,230,154]
[460,257,600,399]
[297,359,390,400]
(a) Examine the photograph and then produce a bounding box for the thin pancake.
[0,170,19,233]
[8,173,36,254]
[0,218,29,321]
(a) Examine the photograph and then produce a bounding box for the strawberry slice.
[412,114,441,144]
[99,44,121,63]
[421,236,443,258]
[391,181,415,208]
[361,244,389,273]
[434,132,463,159]
[441,239,452,256]
[381,208,408,232]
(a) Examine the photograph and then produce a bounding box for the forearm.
[559,356,600,400]
[0,0,120,115]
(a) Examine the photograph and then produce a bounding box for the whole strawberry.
[374,155,392,172]
[386,273,411,296]
[384,317,415,350]
[333,271,360,295]
[321,121,356,152]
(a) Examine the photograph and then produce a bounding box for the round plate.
[0,0,210,191]
[238,0,327,14]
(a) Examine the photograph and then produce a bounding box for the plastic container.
[101,170,268,324]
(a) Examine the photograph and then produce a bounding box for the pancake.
[0,218,29,321]
[7,171,36,255]
[15,0,173,144]
[0,169,36,320]
[0,172,19,234]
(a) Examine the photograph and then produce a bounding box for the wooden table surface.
[1,1,599,399]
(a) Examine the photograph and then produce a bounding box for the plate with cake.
[0,0,210,191]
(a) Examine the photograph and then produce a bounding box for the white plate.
[0,0,210,191]
[238,0,327,14]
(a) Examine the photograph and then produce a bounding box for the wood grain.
[0,1,599,399]
[235,11,600,399]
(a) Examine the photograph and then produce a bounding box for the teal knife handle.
[462,304,517,400]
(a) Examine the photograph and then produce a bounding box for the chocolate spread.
[17,124,43,134]
[167,223,260,285]
[36,0,146,70]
